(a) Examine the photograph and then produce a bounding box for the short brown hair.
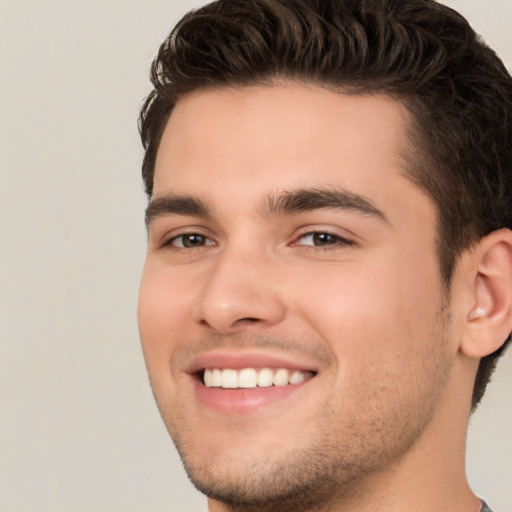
[139,0,512,409]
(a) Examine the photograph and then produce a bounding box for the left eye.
[168,234,214,248]
[295,232,351,247]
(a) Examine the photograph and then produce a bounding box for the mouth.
[202,367,315,389]
[187,353,320,414]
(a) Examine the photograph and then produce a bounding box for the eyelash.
[292,231,355,250]
[163,233,215,249]
[161,230,354,251]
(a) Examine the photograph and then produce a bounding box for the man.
[137,0,512,511]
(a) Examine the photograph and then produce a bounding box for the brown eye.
[311,233,339,246]
[296,232,352,247]
[170,234,214,248]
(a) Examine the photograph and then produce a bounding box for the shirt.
[481,501,493,512]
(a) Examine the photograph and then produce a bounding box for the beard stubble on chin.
[176,417,388,512]
[155,309,454,512]
[173,391,446,512]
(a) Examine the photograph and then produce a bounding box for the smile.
[203,368,315,389]
[188,352,320,413]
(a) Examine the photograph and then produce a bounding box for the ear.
[460,229,512,358]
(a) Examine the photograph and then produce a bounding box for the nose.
[195,247,286,334]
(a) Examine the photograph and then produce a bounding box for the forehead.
[153,84,419,213]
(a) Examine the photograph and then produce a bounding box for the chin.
[179,444,350,512]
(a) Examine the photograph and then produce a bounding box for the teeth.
[211,368,222,387]
[289,370,308,385]
[203,368,314,389]
[273,368,289,387]
[221,369,238,389]
[204,369,213,387]
[238,368,258,388]
[257,368,274,387]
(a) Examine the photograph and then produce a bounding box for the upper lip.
[185,351,321,375]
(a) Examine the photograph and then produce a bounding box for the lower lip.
[192,378,313,415]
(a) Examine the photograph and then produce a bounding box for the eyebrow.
[145,187,388,227]
[145,195,211,227]
[262,188,389,223]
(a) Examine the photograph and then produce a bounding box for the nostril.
[199,317,259,328]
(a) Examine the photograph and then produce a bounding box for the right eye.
[167,233,215,248]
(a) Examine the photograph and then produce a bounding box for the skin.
[138,84,489,512]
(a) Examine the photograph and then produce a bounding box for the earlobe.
[467,306,486,321]
[461,229,512,359]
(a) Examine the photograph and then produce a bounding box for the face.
[138,84,456,511]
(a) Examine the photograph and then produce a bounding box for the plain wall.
[0,1,510,511]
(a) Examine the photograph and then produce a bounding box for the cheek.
[137,263,192,368]
[292,253,442,366]
[138,264,196,419]
[292,259,448,431]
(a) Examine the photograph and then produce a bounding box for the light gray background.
[0,1,510,511]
